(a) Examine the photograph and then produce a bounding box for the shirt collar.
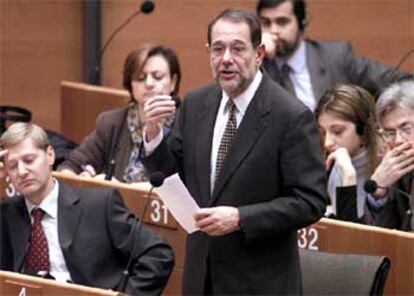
[25,179,59,219]
[277,39,306,74]
[221,70,263,116]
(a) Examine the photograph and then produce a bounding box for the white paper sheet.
[153,173,199,233]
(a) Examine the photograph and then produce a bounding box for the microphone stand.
[89,1,155,84]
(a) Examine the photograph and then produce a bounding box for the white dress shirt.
[25,180,72,282]
[277,39,316,111]
[144,71,263,194]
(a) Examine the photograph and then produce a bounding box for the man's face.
[209,19,265,98]
[4,138,54,203]
[259,1,302,58]
[381,107,414,149]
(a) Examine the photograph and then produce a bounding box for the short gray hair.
[0,122,50,150]
[377,80,414,122]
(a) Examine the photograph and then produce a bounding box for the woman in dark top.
[59,44,181,182]
[315,84,385,223]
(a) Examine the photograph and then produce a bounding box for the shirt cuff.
[143,127,164,156]
[366,193,388,209]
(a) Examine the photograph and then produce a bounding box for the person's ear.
[46,145,55,168]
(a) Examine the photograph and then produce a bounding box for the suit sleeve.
[334,185,359,222]
[239,108,327,239]
[142,106,185,180]
[341,42,413,96]
[58,112,110,174]
[105,190,174,295]
[0,202,13,271]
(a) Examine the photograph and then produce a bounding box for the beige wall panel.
[102,0,413,97]
[0,0,83,132]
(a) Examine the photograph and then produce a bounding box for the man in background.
[258,0,412,111]
[369,80,414,231]
[142,8,326,295]
[0,122,174,295]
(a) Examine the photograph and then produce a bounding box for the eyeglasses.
[380,122,414,142]
[209,44,247,58]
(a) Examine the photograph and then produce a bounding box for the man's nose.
[17,162,28,176]
[222,47,233,63]
[269,22,281,35]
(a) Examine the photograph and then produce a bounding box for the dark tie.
[279,64,296,95]
[24,208,50,273]
[215,99,238,181]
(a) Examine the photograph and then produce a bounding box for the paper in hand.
[153,173,199,233]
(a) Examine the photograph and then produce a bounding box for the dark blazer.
[372,173,413,231]
[263,39,412,101]
[144,74,327,295]
[59,107,132,181]
[0,182,174,295]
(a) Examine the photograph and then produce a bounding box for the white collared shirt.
[25,180,72,282]
[210,71,263,192]
[277,40,316,111]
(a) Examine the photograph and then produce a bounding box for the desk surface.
[0,270,120,296]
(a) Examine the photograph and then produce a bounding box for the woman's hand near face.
[142,95,176,142]
[326,147,357,186]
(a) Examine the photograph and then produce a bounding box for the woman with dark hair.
[315,84,386,223]
[59,44,181,182]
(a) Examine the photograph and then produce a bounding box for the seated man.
[0,122,174,295]
[369,80,414,231]
[257,0,412,111]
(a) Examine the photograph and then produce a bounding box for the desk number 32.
[297,227,319,250]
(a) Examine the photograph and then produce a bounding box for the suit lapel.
[196,87,222,206]
[210,78,271,205]
[8,197,31,271]
[306,40,328,101]
[57,182,82,250]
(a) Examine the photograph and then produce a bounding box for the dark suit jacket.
[59,106,132,181]
[263,39,412,101]
[372,173,413,231]
[0,182,174,295]
[143,74,327,295]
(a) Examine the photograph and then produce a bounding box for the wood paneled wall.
[101,0,414,98]
[1,0,413,133]
[0,0,83,131]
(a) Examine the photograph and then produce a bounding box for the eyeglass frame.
[379,121,414,142]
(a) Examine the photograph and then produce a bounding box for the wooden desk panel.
[60,81,129,144]
[1,174,413,295]
[0,270,119,296]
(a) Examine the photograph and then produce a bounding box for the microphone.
[105,126,119,180]
[89,0,156,84]
[118,171,166,293]
[375,48,414,97]
[364,179,413,230]
[363,179,381,195]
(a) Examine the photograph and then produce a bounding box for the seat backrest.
[299,249,391,295]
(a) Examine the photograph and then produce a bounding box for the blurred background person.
[369,80,414,231]
[315,84,385,223]
[58,44,181,183]
[257,0,412,111]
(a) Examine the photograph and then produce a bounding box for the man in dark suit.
[142,8,326,295]
[0,122,174,295]
[257,0,412,111]
[368,80,414,231]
